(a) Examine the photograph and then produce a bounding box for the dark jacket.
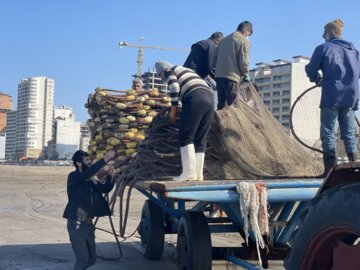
[63,159,114,220]
[184,38,217,79]
[305,38,360,109]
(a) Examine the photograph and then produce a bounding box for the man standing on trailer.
[155,61,214,181]
[184,32,223,89]
[215,21,253,110]
[305,19,360,175]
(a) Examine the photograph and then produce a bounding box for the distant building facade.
[0,92,13,159]
[0,93,13,135]
[49,106,81,160]
[10,77,55,159]
[5,110,17,160]
[80,123,91,151]
[133,69,167,92]
[249,56,318,145]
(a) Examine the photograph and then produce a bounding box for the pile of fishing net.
[85,87,171,178]
[116,82,323,185]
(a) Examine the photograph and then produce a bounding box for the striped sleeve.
[166,70,180,106]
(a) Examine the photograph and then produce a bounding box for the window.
[263,93,271,98]
[282,98,290,103]
[264,100,270,105]
[273,91,280,97]
[282,90,290,95]
[273,99,280,105]
[272,107,280,113]
[282,106,290,112]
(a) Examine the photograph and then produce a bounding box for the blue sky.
[1,0,359,121]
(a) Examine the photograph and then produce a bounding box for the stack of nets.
[116,82,323,185]
[85,87,171,178]
[112,82,323,235]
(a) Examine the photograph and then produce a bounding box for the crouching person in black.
[63,149,116,270]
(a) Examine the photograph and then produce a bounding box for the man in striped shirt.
[155,60,214,181]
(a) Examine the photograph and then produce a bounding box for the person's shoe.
[195,152,205,181]
[173,144,197,181]
[347,152,358,162]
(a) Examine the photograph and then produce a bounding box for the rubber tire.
[176,211,212,270]
[140,200,165,260]
[284,183,360,270]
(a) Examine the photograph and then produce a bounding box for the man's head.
[210,32,224,45]
[155,61,174,79]
[323,19,343,41]
[72,150,92,171]
[237,21,253,38]
[132,79,143,92]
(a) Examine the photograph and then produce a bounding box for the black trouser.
[216,77,240,110]
[179,88,214,152]
[67,219,96,270]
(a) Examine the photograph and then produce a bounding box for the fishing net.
[290,85,360,158]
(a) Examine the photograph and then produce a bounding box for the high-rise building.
[249,56,318,145]
[14,77,55,159]
[5,110,17,160]
[133,69,168,92]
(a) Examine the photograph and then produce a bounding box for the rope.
[236,182,269,268]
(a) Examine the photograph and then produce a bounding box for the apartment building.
[9,77,54,159]
[250,56,319,145]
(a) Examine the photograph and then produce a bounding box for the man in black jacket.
[184,32,223,82]
[63,150,115,270]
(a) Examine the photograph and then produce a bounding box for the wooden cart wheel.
[139,199,165,260]
[285,183,360,270]
[176,211,212,270]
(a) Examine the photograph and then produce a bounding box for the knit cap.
[324,19,343,38]
[155,61,173,75]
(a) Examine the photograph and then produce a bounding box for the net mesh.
[290,86,360,158]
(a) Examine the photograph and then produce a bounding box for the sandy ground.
[0,165,284,270]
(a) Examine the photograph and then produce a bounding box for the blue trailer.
[135,162,360,270]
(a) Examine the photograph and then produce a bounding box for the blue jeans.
[320,107,357,172]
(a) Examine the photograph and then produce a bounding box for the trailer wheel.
[284,183,360,270]
[176,211,212,270]
[139,200,165,260]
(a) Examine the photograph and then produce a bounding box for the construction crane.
[119,41,189,79]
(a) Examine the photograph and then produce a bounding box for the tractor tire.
[176,211,212,270]
[140,200,165,260]
[284,183,360,270]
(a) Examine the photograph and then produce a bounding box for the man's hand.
[315,73,323,86]
[243,74,251,82]
[103,150,115,163]
[169,106,177,125]
[205,76,217,90]
[107,166,115,177]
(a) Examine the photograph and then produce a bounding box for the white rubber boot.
[173,144,197,181]
[195,152,205,181]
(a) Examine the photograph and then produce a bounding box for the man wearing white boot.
[155,60,215,181]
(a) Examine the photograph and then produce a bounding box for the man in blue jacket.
[305,19,360,175]
[63,150,115,269]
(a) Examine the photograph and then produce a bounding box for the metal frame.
[136,179,322,269]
